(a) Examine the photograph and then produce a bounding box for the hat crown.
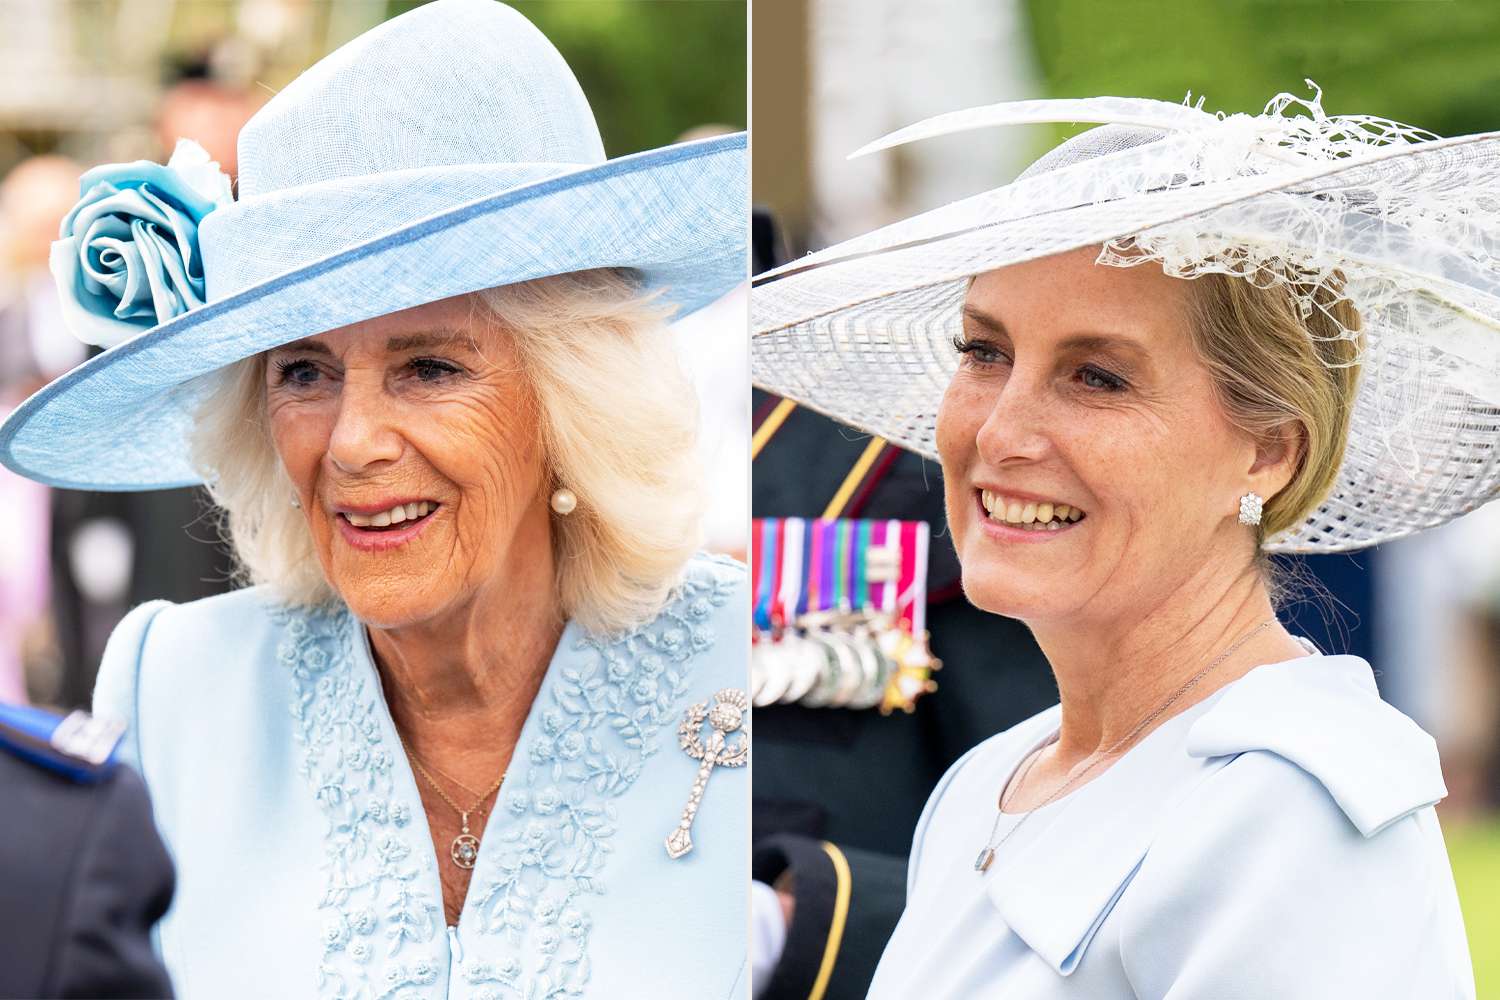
[236,0,605,200]
[1017,123,1165,181]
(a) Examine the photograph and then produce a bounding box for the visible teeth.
[345,501,436,528]
[980,490,1085,525]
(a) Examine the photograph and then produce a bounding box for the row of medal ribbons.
[750,517,940,714]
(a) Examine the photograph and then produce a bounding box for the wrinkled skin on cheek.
[264,293,550,629]
[936,246,1261,628]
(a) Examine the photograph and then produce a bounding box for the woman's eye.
[953,335,1007,366]
[274,359,321,386]
[409,357,461,382]
[1080,365,1127,392]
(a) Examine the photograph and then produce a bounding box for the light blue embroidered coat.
[93,552,749,1000]
[866,640,1477,999]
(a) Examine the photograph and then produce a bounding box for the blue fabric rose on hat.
[50,139,233,348]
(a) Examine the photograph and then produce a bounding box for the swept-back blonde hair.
[189,268,704,636]
[1185,271,1363,542]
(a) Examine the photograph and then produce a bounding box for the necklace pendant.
[974,847,996,873]
[451,811,480,870]
[451,832,480,869]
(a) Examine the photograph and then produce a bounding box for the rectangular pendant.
[974,847,995,873]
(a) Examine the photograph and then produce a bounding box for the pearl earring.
[1238,492,1263,526]
[550,487,577,516]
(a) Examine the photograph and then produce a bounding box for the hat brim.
[751,131,1500,554]
[0,132,747,491]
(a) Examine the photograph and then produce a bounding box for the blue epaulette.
[0,702,124,784]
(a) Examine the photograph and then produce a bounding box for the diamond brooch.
[665,688,749,860]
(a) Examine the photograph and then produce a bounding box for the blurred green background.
[1451,819,1500,996]
[395,0,745,155]
[1025,0,1500,143]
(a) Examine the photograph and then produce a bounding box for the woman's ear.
[1247,418,1305,501]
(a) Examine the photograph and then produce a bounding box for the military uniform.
[0,702,175,1000]
[751,391,1059,1000]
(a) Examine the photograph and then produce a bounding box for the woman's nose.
[974,369,1052,464]
[326,377,403,474]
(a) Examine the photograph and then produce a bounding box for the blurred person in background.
[155,50,263,184]
[753,89,1489,996]
[0,3,750,998]
[1376,503,1500,815]
[0,701,175,999]
[0,155,85,704]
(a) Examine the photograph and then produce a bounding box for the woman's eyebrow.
[961,304,1005,334]
[962,306,1149,360]
[385,329,476,352]
[270,338,334,356]
[1055,332,1150,362]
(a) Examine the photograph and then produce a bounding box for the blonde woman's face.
[265,293,549,628]
[936,246,1263,627]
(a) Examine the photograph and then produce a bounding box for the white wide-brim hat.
[752,89,1500,554]
[0,0,745,491]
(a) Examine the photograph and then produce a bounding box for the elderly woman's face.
[265,293,548,627]
[937,246,1266,625]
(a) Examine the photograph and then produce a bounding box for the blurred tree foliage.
[1021,0,1500,148]
[389,0,745,157]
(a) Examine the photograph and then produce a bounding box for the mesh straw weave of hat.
[751,86,1500,553]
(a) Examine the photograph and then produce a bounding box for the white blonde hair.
[189,268,705,635]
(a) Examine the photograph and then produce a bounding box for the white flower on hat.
[164,138,234,208]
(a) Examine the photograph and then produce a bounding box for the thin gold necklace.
[974,618,1278,874]
[397,734,506,870]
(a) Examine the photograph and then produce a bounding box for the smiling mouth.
[978,489,1087,532]
[339,500,440,531]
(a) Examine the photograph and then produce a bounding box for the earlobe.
[1246,420,1304,495]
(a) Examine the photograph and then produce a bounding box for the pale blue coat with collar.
[867,643,1476,999]
[93,552,749,1000]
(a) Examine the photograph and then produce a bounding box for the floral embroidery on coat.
[276,554,740,1000]
[277,604,443,1000]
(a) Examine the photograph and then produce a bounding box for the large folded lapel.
[1185,653,1446,837]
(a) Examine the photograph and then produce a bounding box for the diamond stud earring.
[290,494,301,509]
[550,487,577,516]
[1238,492,1263,526]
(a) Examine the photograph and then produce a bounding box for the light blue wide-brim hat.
[0,0,746,491]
